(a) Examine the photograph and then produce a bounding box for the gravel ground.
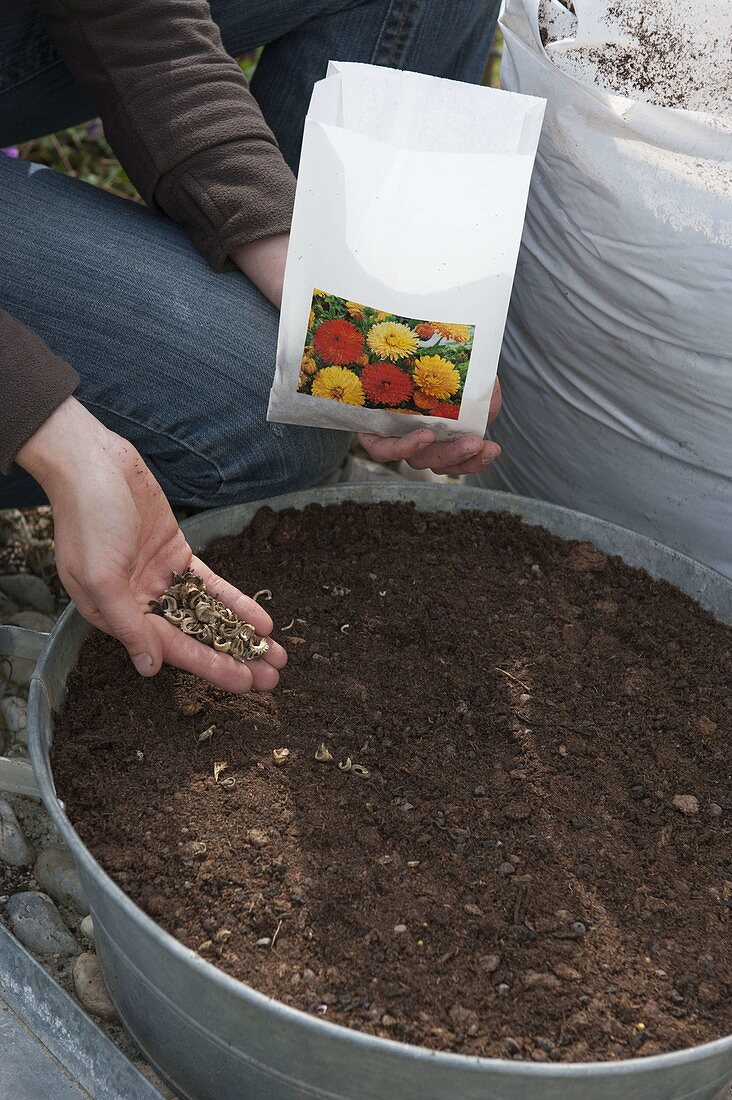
[0,505,175,1096]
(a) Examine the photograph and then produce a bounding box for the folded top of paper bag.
[310,60,546,156]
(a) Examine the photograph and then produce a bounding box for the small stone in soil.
[73,952,117,1021]
[504,801,531,821]
[247,828,269,848]
[448,1003,479,1034]
[0,797,33,866]
[34,846,88,913]
[80,915,94,941]
[672,794,699,815]
[499,862,516,876]
[6,891,79,956]
[472,786,486,798]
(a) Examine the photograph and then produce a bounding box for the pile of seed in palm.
[150,571,268,662]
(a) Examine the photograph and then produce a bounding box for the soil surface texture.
[53,503,731,1062]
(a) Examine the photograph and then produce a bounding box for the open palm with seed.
[47,419,286,692]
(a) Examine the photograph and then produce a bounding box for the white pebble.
[73,952,117,1021]
[0,696,28,736]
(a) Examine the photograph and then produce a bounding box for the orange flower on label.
[412,387,435,410]
[415,322,436,340]
[313,318,364,364]
[366,321,419,362]
[311,366,365,406]
[346,300,366,319]
[412,355,460,400]
[428,401,460,419]
[431,322,472,343]
[301,353,318,375]
[361,362,414,406]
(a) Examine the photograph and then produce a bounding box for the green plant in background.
[4,43,501,193]
[3,52,262,200]
[3,40,502,195]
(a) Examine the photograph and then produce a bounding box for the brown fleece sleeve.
[39,0,296,270]
[0,309,80,475]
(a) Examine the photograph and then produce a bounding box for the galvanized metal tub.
[28,484,732,1100]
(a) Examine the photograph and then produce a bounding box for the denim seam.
[369,0,419,69]
[82,398,228,497]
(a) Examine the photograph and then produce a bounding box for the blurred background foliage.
[4,39,502,197]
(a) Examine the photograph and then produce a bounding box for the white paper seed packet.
[268,62,545,440]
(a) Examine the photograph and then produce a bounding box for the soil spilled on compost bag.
[53,503,731,1062]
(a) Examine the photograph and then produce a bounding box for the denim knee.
[211,418,351,506]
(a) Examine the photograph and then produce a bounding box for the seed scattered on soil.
[197,725,216,743]
[178,698,202,716]
[150,571,268,661]
[315,743,333,763]
[272,748,290,766]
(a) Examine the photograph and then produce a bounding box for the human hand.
[17,398,286,692]
[358,378,502,476]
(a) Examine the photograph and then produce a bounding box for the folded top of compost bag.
[268,62,545,440]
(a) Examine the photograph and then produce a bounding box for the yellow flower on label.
[412,355,461,400]
[374,311,390,322]
[432,322,472,344]
[311,366,365,406]
[308,309,315,330]
[346,300,366,320]
[313,289,326,297]
[367,321,419,362]
[301,353,318,375]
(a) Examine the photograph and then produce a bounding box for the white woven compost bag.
[480,0,732,576]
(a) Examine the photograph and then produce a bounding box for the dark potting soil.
[53,503,731,1063]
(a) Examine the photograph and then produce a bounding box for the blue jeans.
[0,0,499,508]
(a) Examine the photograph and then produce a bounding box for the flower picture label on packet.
[297,290,474,421]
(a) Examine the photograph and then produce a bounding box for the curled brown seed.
[151,570,269,662]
